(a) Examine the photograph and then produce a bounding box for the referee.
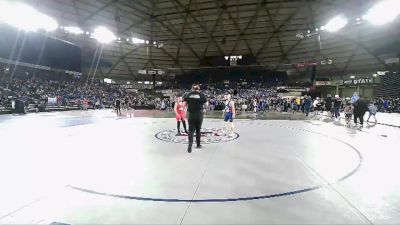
[183,84,207,153]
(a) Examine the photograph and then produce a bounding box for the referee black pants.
[354,112,365,125]
[188,112,203,147]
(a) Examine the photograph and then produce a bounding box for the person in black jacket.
[183,84,207,153]
[333,95,342,120]
[325,95,333,117]
[353,96,369,127]
[115,98,121,115]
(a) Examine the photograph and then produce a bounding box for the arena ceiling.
[28,0,400,80]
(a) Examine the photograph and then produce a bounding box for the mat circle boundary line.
[68,124,363,203]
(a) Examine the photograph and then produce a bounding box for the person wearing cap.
[183,84,207,153]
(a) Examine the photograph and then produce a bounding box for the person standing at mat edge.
[115,98,121,115]
[183,84,207,153]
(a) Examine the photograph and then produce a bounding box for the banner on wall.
[47,97,57,105]
[120,84,134,89]
[315,80,343,86]
[343,78,374,86]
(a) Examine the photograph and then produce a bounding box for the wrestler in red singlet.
[174,97,188,134]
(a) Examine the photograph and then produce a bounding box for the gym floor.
[0,110,399,224]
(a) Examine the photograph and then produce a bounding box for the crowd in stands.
[1,72,399,119]
[160,87,279,112]
[371,98,400,113]
[232,93,399,115]
[0,73,159,110]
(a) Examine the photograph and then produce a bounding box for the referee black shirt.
[184,91,206,113]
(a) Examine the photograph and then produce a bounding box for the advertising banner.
[315,80,343,86]
[47,97,57,105]
[343,78,374,86]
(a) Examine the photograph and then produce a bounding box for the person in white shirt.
[313,97,320,115]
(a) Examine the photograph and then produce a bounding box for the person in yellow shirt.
[295,97,301,112]
[295,98,301,105]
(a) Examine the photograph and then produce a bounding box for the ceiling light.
[85,31,90,35]
[64,26,84,35]
[373,74,378,77]
[363,0,400,25]
[325,15,348,32]
[350,75,356,79]
[93,26,117,44]
[320,26,325,31]
[132,37,145,44]
[0,2,58,32]
[315,28,319,31]
[38,14,58,32]
[307,30,311,34]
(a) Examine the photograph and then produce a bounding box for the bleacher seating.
[376,72,400,98]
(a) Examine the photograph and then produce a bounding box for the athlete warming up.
[223,94,236,136]
[174,97,188,135]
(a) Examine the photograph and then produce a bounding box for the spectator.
[325,95,333,117]
[367,102,377,123]
[303,95,312,116]
[333,95,342,120]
